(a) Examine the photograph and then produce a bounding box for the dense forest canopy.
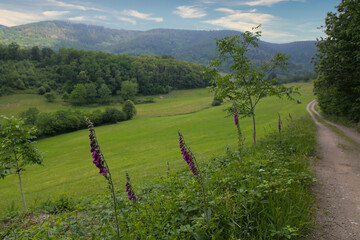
[0,42,209,99]
[314,0,360,122]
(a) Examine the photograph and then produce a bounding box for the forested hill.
[0,44,209,97]
[0,21,316,76]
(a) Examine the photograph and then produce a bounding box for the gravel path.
[307,100,360,240]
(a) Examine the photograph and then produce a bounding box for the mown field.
[0,82,314,216]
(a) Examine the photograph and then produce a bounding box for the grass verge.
[1,115,316,239]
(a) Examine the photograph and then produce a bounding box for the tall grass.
[1,115,317,239]
[0,83,314,215]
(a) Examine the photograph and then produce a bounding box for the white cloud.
[243,0,303,6]
[47,0,102,11]
[94,15,108,20]
[68,16,87,21]
[213,8,235,13]
[173,6,206,19]
[0,9,69,26]
[122,10,163,22]
[42,11,69,18]
[204,8,274,31]
[118,17,137,25]
[203,8,294,38]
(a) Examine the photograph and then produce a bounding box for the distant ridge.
[0,20,316,75]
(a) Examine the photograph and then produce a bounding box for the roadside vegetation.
[1,114,316,239]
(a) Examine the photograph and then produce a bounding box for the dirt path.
[307,100,360,240]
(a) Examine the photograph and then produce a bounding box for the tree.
[69,84,87,106]
[44,92,56,102]
[98,84,112,104]
[62,92,70,102]
[314,0,360,122]
[123,100,137,120]
[8,42,20,60]
[85,83,98,104]
[205,27,296,143]
[31,46,41,61]
[121,79,139,101]
[0,116,43,210]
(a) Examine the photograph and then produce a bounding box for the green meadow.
[0,82,314,216]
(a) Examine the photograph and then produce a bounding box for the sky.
[0,0,340,43]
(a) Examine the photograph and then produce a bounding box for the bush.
[123,100,137,120]
[19,107,39,126]
[62,92,70,102]
[44,92,56,102]
[102,108,126,124]
[38,86,46,95]
[211,95,223,106]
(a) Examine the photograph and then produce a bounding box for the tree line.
[0,43,210,103]
[19,100,136,138]
[314,0,360,122]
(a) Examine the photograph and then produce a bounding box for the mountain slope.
[0,21,316,74]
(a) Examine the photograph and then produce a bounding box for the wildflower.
[125,171,136,202]
[84,117,120,239]
[86,119,107,177]
[289,113,293,120]
[178,130,198,175]
[234,106,239,126]
[278,113,282,133]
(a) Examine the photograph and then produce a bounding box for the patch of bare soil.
[307,100,360,240]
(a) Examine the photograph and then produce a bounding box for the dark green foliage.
[123,100,137,120]
[69,84,87,106]
[38,86,46,95]
[18,106,132,137]
[44,92,56,102]
[102,108,126,124]
[97,84,112,104]
[19,107,39,125]
[120,79,138,101]
[0,43,209,99]
[314,0,360,122]
[62,91,70,102]
[211,94,223,106]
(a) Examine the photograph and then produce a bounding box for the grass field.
[0,82,314,216]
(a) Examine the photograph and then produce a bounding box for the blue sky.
[0,0,340,43]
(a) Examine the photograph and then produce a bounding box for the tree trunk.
[18,171,27,211]
[252,114,256,143]
[15,155,27,211]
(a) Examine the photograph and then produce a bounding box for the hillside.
[0,21,316,76]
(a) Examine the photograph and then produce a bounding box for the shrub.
[38,86,46,95]
[44,92,56,102]
[123,100,137,120]
[102,108,126,124]
[62,92,70,102]
[211,95,223,106]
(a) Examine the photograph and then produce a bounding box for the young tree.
[69,84,87,106]
[121,79,139,101]
[206,27,296,143]
[314,0,360,122]
[0,116,43,210]
[98,84,112,104]
[123,100,137,120]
